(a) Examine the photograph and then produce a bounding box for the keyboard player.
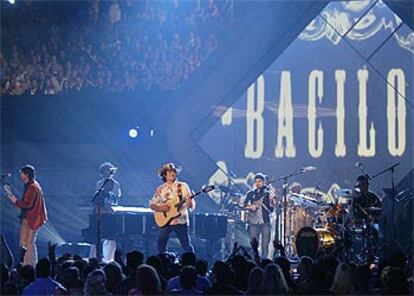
[90,162,122,262]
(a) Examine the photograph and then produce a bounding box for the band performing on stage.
[2,161,390,266]
[1,2,411,295]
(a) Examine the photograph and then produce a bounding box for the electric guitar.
[2,184,22,217]
[154,185,215,227]
[3,184,24,217]
[3,184,13,198]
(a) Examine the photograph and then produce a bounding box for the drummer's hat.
[354,174,369,188]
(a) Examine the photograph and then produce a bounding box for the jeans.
[20,219,39,266]
[158,223,194,254]
[249,223,271,258]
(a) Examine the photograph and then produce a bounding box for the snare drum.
[295,227,335,258]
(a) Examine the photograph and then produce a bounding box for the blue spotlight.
[129,128,138,138]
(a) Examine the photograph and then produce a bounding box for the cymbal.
[335,188,354,198]
[304,192,323,199]
[289,193,318,208]
[289,193,307,199]
[302,195,318,203]
[289,193,306,204]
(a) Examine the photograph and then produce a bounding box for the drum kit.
[216,162,405,262]
[219,184,382,262]
[286,188,383,261]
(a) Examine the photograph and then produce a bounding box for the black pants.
[157,223,194,254]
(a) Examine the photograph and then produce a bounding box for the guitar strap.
[177,183,183,202]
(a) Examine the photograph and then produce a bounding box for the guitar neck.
[3,184,13,196]
[178,191,202,207]
[189,191,202,200]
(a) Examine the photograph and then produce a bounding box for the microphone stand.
[91,171,114,262]
[217,168,243,212]
[356,164,373,180]
[221,173,232,212]
[271,168,311,251]
[371,163,399,241]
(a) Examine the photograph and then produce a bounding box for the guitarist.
[3,165,47,266]
[243,173,277,258]
[150,163,195,254]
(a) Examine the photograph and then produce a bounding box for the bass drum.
[295,227,335,258]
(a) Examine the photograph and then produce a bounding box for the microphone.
[354,162,373,180]
[0,173,11,178]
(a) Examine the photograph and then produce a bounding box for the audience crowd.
[1,234,412,295]
[1,0,231,96]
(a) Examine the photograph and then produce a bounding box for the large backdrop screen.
[199,1,413,242]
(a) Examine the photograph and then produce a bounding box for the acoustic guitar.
[154,185,214,227]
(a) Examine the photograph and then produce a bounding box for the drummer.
[290,182,302,195]
[287,182,302,205]
[352,175,382,221]
[352,175,383,241]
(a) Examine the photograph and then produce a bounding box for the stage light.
[7,0,15,4]
[129,128,138,138]
[38,222,66,245]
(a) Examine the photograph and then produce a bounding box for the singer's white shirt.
[150,181,195,225]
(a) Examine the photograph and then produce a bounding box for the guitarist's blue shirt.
[150,181,194,225]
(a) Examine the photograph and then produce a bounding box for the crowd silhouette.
[1,235,412,295]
